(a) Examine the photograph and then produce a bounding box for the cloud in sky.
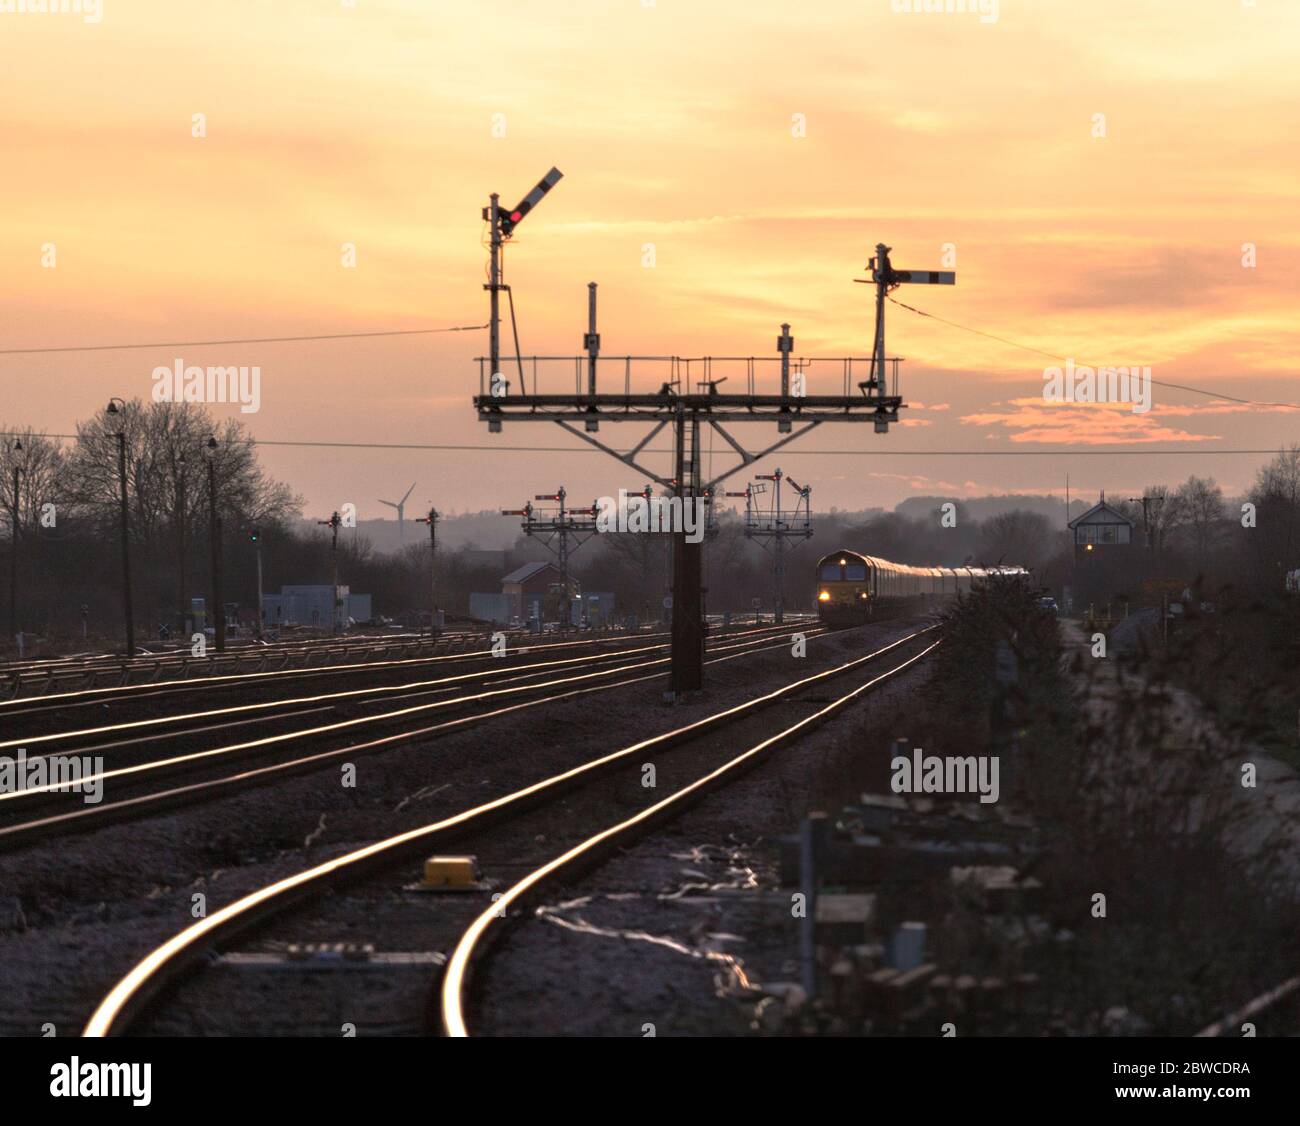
[960,398,1236,444]
[1,0,1297,514]
[962,393,1297,444]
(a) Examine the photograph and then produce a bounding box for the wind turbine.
[378,482,417,545]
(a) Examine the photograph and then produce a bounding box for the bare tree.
[1173,476,1226,567]
[978,510,1055,570]
[1247,445,1300,591]
[0,427,66,531]
[596,531,668,599]
[1115,486,1179,554]
[65,401,301,541]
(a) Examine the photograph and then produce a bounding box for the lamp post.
[418,506,439,635]
[177,452,188,634]
[8,438,21,642]
[106,400,135,657]
[428,506,438,635]
[248,526,263,639]
[205,437,226,653]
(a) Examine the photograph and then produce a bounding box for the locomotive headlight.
[818,590,830,602]
[859,592,868,599]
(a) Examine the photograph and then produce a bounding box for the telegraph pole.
[318,512,342,634]
[8,439,21,641]
[205,437,226,653]
[106,400,135,657]
[487,192,502,384]
[177,453,188,633]
[1066,473,1073,613]
[550,487,572,625]
[249,526,263,639]
[1126,491,1166,565]
[417,506,439,634]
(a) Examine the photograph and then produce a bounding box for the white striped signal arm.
[509,167,563,225]
[889,269,955,285]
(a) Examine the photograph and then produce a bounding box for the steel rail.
[0,629,433,669]
[5,625,830,843]
[440,638,940,1036]
[0,622,806,767]
[0,631,449,687]
[1196,976,1300,1037]
[82,626,930,1036]
[0,625,679,715]
[0,637,684,754]
[4,618,810,709]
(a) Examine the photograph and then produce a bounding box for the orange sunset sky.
[3,0,1298,522]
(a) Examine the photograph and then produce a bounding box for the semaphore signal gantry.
[470,168,956,695]
[726,468,814,626]
[502,486,600,627]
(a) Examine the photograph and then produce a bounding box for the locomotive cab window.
[819,563,842,580]
[844,563,867,581]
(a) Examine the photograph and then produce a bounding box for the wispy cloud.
[960,398,1232,444]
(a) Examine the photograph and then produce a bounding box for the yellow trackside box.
[421,856,480,887]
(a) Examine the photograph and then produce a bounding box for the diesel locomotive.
[815,548,1027,626]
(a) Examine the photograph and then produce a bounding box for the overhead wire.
[0,433,1288,457]
[887,295,1300,411]
[0,326,487,355]
[1,264,1293,460]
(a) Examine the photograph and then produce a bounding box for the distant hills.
[298,510,521,554]
[894,494,1087,525]
[305,495,1091,556]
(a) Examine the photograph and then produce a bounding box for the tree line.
[2,401,1297,651]
[1,401,298,645]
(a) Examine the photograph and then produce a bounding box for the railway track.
[0,621,825,846]
[0,615,810,698]
[1196,977,1300,1038]
[0,626,669,725]
[0,624,688,736]
[438,638,937,1036]
[0,630,470,697]
[80,623,937,1036]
